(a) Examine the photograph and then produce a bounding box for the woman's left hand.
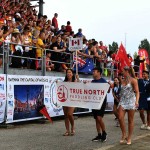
[76,74,80,82]
[135,102,139,109]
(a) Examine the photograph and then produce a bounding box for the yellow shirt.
[36,38,44,58]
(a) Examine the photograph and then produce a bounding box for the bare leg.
[139,110,146,124]
[63,107,70,133]
[113,104,118,119]
[118,106,126,140]
[67,107,75,133]
[96,118,101,134]
[127,110,135,143]
[147,110,150,126]
[0,58,2,67]
[96,116,106,132]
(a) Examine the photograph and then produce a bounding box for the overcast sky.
[32,0,150,56]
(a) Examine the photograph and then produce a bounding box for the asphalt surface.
[0,112,149,150]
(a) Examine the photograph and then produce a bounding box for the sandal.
[63,132,70,136]
[70,130,75,136]
[120,137,127,144]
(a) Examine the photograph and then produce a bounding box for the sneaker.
[147,126,150,130]
[140,124,147,130]
[92,135,101,142]
[101,132,107,142]
[116,121,120,127]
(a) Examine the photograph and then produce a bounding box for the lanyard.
[143,79,149,87]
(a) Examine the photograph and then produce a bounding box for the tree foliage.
[109,42,118,53]
[133,52,138,59]
[139,39,150,56]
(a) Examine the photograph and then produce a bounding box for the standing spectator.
[99,41,108,54]
[134,55,145,77]
[11,28,23,68]
[36,31,49,70]
[50,36,66,71]
[22,27,32,68]
[52,13,58,33]
[66,21,72,33]
[138,70,150,130]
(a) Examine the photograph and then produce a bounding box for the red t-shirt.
[99,45,108,53]
[52,17,58,29]
[66,25,72,32]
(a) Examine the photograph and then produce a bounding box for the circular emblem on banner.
[57,85,68,102]
[50,78,63,110]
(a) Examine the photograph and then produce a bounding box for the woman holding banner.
[118,66,139,145]
[63,68,79,136]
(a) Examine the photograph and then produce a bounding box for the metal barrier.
[1,42,73,76]
[0,41,141,78]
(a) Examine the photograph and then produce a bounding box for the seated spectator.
[57,25,66,35]
[66,21,72,33]
[46,51,54,71]
[76,28,83,37]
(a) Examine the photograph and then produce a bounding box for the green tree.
[139,39,150,56]
[109,42,118,53]
[133,52,138,59]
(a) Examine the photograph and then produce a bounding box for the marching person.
[118,66,139,145]
[112,77,121,127]
[62,68,79,136]
[145,74,150,130]
[91,67,110,142]
[138,70,150,130]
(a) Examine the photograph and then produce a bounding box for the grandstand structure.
[30,0,45,15]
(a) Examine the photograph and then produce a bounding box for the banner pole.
[76,50,78,75]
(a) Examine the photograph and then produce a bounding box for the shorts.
[92,100,106,119]
[148,101,150,110]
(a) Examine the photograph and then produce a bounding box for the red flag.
[115,44,130,71]
[39,106,53,123]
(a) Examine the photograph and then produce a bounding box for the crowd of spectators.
[0,0,116,73]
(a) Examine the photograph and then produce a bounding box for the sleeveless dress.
[118,83,136,110]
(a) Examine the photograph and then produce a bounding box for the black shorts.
[148,101,150,110]
[92,100,106,119]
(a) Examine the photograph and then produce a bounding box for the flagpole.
[75,50,78,75]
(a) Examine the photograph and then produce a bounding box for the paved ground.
[0,112,149,150]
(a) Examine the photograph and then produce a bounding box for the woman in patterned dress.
[118,66,139,145]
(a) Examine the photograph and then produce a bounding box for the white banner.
[56,82,110,109]
[0,74,6,123]
[6,75,51,123]
[49,77,64,117]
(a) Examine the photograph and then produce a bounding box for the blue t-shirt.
[92,78,107,83]
[92,78,108,101]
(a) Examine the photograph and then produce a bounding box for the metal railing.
[0,42,141,78]
[0,42,73,76]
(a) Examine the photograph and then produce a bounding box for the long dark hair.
[113,77,120,87]
[64,68,76,82]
